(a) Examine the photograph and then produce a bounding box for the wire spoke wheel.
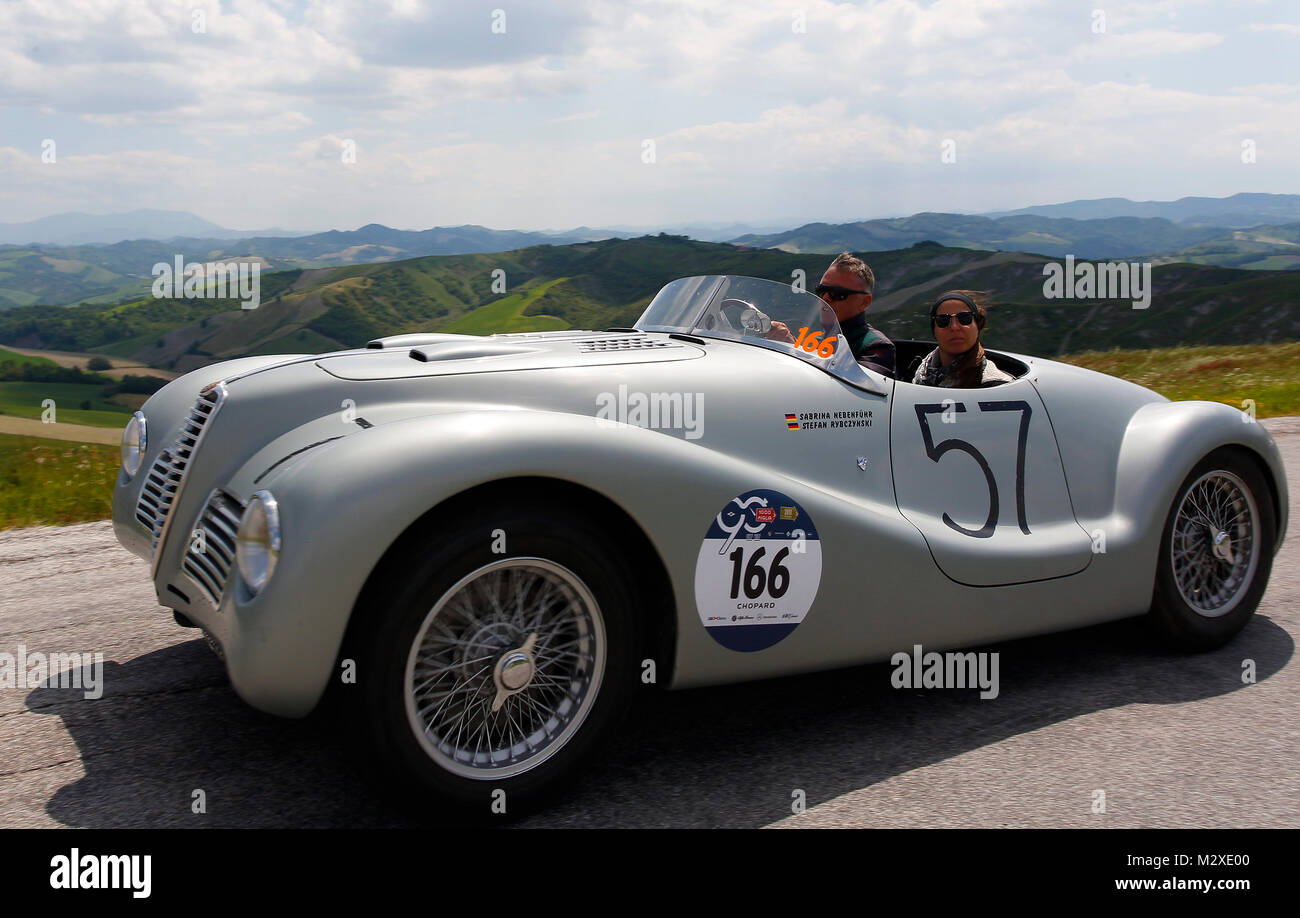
[1170,470,1260,618]
[403,558,606,780]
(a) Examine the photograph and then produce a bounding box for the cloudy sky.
[1,0,1297,232]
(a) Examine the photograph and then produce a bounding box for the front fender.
[217,408,769,716]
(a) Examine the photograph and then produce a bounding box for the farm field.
[1061,341,1300,419]
[0,433,119,528]
[0,381,135,427]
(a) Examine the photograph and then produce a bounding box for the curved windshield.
[636,275,887,392]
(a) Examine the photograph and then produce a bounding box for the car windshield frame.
[635,275,889,394]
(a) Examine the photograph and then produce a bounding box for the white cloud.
[0,1,1294,229]
[547,110,601,124]
[1068,29,1224,61]
[1247,23,1300,35]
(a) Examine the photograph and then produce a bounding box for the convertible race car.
[111,275,1288,810]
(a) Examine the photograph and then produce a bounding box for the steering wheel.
[718,298,772,336]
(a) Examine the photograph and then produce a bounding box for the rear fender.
[1113,400,1288,563]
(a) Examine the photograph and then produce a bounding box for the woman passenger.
[912,290,1014,388]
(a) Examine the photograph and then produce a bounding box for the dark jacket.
[840,311,896,378]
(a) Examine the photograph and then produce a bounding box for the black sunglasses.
[814,283,868,302]
[933,311,976,328]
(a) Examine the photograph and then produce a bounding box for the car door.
[888,374,1094,586]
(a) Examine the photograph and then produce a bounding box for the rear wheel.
[348,502,642,815]
[1148,449,1276,650]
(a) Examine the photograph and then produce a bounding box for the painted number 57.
[914,400,1033,539]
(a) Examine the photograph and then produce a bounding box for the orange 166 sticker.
[793,327,837,358]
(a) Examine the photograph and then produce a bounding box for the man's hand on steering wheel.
[765,320,796,344]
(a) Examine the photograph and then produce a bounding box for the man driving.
[814,252,895,378]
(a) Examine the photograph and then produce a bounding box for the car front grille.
[134,386,224,555]
[183,490,244,606]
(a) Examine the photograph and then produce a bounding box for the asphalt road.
[1,419,1296,828]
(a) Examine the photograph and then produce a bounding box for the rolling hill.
[0,236,1296,369]
[1149,223,1300,270]
[0,224,618,310]
[8,197,1300,311]
[729,213,1228,259]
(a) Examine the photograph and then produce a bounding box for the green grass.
[0,434,120,529]
[1061,342,1300,419]
[0,381,134,427]
[0,288,40,307]
[1248,255,1300,270]
[0,347,59,368]
[440,278,571,335]
[245,327,345,356]
[89,332,159,359]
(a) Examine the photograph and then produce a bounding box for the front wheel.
[1148,448,1276,650]
[348,504,642,815]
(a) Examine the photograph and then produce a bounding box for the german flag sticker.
[785,413,799,431]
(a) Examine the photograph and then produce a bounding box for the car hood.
[315,330,704,381]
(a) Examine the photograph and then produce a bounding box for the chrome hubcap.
[1171,470,1259,618]
[403,559,605,779]
[493,636,537,711]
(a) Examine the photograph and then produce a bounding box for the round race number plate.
[694,489,822,652]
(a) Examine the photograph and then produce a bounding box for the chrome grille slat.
[206,516,237,546]
[184,565,223,606]
[202,534,235,567]
[134,387,224,558]
[206,522,237,551]
[186,548,224,584]
[183,490,245,607]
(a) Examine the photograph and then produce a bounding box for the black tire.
[1148,448,1276,651]
[346,499,642,817]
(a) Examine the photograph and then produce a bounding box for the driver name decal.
[695,489,822,652]
[783,409,873,430]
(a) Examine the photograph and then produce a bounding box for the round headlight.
[120,412,147,477]
[236,490,281,595]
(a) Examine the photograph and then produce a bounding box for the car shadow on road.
[26,638,424,828]
[26,613,1292,828]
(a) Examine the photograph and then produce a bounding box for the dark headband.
[930,291,977,316]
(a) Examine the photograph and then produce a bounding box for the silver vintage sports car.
[112,275,1288,810]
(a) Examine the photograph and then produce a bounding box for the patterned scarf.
[917,341,987,388]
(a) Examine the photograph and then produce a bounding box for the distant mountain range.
[1,236,1296,374]
[2,194,1298,310]
[7,192,1298,247]
[0,209,305,246]
[0,209,800,249]
[730,213,1231,259]
[982,193,1300,227]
